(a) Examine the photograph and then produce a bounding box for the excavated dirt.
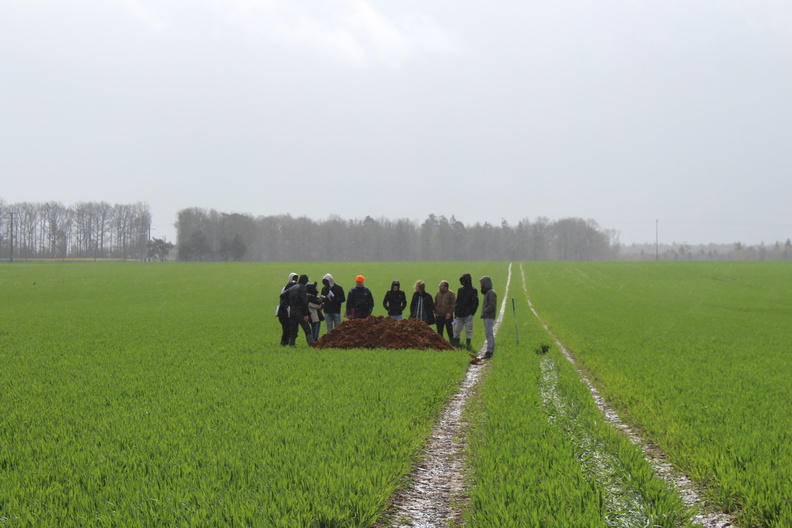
[312,316,455,351]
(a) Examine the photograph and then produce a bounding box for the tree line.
[0,200,152,260]
[175,208,619,261]
[5,199,787,262]
[621,240,792,261]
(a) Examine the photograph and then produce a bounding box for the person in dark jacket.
[277,272,298,346]
[410,280,436,325]
[383,280,407,319]
[288,274,314,346]
[321,273,346,332]
[306,282,324,342]
[479,276,497,359]
[345,275,375,319]
[452,273,479,350]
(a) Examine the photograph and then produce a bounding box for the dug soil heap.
[313,316,455,351]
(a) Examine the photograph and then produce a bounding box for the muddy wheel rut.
[519,263,734,528]
[380,265,513,527]
[380,263,733,527]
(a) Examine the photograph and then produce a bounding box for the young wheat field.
[1,261,790,527]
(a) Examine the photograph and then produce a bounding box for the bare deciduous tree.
[0,200,152,260]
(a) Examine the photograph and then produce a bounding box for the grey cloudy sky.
[2,0,791,245]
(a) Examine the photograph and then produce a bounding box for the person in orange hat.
[345,274,374,319]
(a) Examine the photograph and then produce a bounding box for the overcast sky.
[2,1,791,245]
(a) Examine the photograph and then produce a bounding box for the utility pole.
[655,219,659,261]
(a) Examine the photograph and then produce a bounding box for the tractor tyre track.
[519,263,734,528]
[380,265,513,528]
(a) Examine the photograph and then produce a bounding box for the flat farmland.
[521,262,792,528]
[0,262,498,526]
[2,261,790,527]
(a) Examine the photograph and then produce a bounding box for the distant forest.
[620,240,792,261]
[174,208,792,262]
[174,207,619,262]
[2,200,789,261]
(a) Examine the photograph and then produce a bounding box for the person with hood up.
[306,282,324,341]
[276,272,298,346]
[452,273,479,350]
[434,280,457,339]
[321,273,346,332]
[410,280,436,325]
[287,274,314,346]
[383,280,407,320]
[345,275,375,319]
[479,276,497,359]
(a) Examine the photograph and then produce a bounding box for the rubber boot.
[465,338,472,351]
[451,337,461,348]
[288,338,296,347]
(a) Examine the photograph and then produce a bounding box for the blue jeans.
[483,318,495,354]
[325,312,342,332]
[311,321,322,341]
[389,314,403,320]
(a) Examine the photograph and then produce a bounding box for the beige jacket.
[434,290,457,317]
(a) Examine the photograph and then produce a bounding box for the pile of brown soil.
[313,316,455,351]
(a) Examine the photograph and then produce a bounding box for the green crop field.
[2,261,790,527]
[463,264,691,528]
[0,262,497,526]
[520,261,792,528]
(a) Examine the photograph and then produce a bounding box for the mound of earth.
[313,316,455,351]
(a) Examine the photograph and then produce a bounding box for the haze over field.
[2,1,791,245]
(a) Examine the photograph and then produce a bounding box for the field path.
[381,264,513,528]
[520,264,734,528]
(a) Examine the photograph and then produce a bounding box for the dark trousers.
[436,315,454,339]
[279,314,291,345]
[289,314,313,345]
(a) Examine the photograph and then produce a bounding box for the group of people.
[277,272,497,358]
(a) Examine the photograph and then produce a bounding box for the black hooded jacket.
[321,274,346,314]
[383,281,407,316]
[454,273,479,317]
[287,274,310,317]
